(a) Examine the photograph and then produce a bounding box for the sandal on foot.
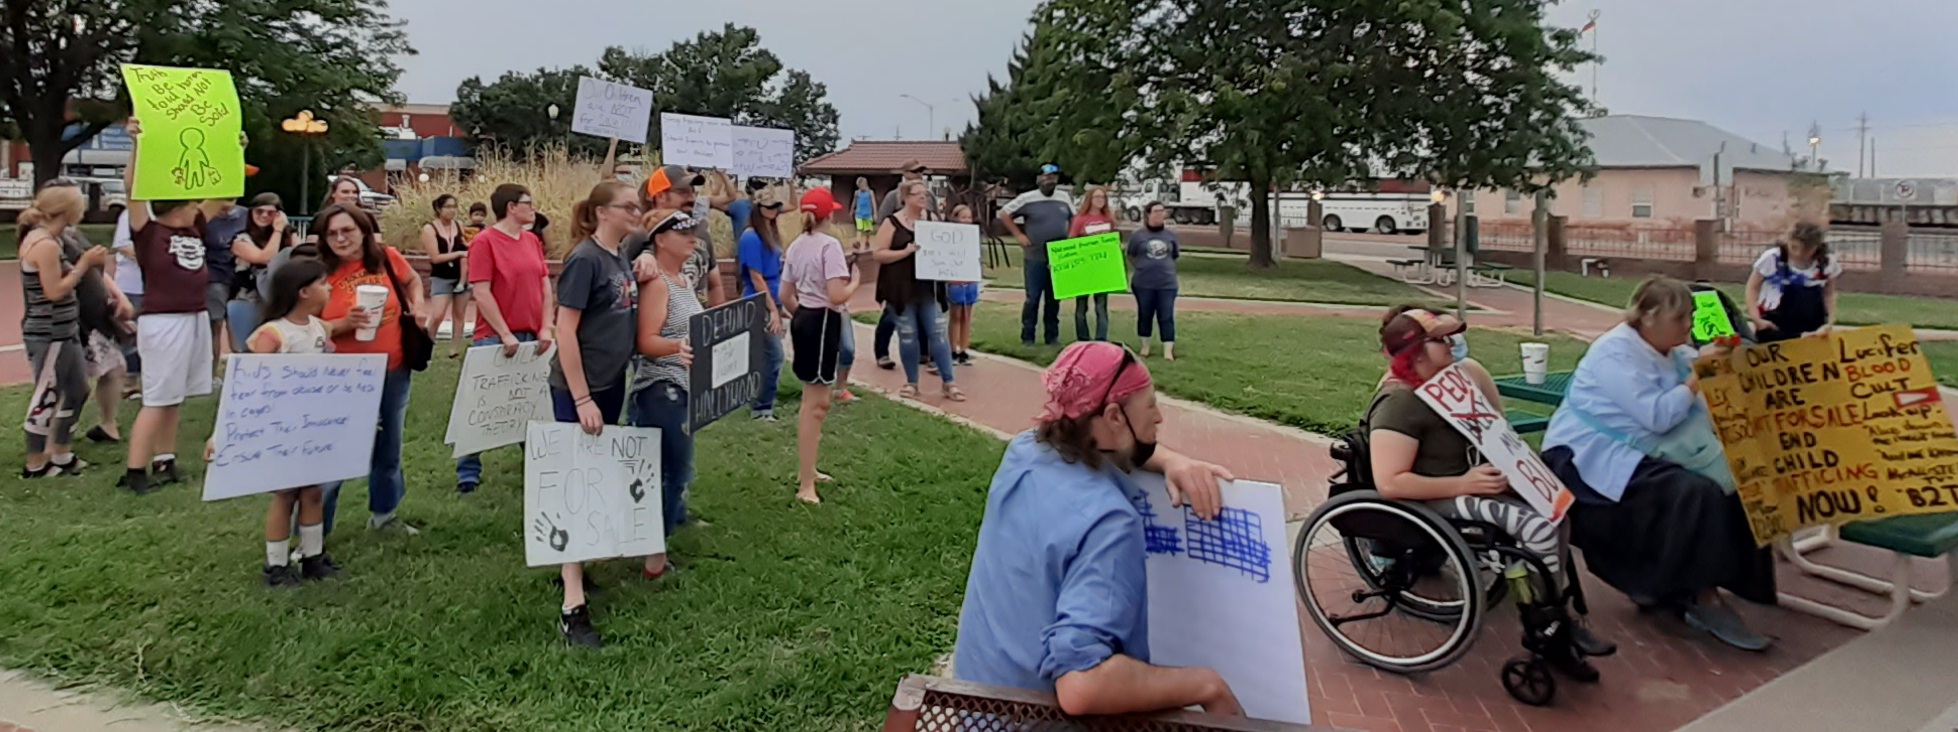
[899,384,920,399]
[943,385,967,402]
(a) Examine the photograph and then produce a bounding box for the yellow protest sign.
[121,64,245,200]
[1699,324,1958,546]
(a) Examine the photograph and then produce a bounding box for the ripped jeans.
[885,300,955,386]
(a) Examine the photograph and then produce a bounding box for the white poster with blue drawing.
[1132,473,1311,725]
[202,354,387,501]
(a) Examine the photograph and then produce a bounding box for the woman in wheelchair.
[1540,276,1777,652]
[1365,308,1614,679]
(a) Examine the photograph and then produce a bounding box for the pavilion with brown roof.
[800,141,973,218]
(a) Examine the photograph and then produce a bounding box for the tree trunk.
[1247,170,1275,269]
[22,97,78,191]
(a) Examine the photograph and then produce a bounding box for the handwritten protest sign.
[571,77,654,144]
[1692,290,1738,344]
[1699,324,1958,545]
[915,222,983,281]
[121,65,245,200]
[660,113,733,170]
[1416,362,1575,522]
[1130,473,1311,725]
[445,342,557,458]
[732,126,795,178]
[203,354,386,501]
[689,295,768,431]
[1047,232,1128,300]
[523,422,664,567]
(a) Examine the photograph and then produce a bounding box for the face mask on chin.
[1450,334,1469,362]
[1100,402,1158,471]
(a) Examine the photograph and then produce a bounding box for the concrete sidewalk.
[0,670,276,732]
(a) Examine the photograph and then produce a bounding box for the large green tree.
[960,8,1136,191]
[450,66,598,156]
[0,0,411,190]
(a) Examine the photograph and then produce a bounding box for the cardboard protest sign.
[731,126,795,178]
[688,295,768,431]
[445,342,557,458]
[571,77,654,144]
[121,65,245,200]
[203,354,387,501]
[914,222,983,282]
[1415,362,1575,522]
[1691,290,1738,344]
[523,422,665,567]
[1130,473,1311,725]
[659,113,733,170]
[1699,324,1958,545]
[1047,232,1128,300]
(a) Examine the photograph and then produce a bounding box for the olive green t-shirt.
[1366,384,1479,478]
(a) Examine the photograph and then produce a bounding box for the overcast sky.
[390,0,1958,177]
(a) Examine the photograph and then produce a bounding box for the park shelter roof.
[800,141,968,176]
[1582,115,1802,173]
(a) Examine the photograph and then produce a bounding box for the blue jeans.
[837,312,857,369]
[226,299,260,353]
[628,382,694,537]
[1020,261,1060,345]
[1134,287,1178,342]
[550,384,627,426]
[456,332,538,485]
[873,308,896,362]
[753,331,784,413]
[322,367,413,534]
[887,300,954,386]
[1074,294,1110,342]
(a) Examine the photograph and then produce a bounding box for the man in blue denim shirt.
[953,342,1243,717]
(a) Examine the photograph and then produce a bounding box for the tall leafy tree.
[0,0,411,189]
[450,66,599,157]
[960,7,1136,190]
[598,24,840,164]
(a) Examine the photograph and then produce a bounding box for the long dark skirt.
[1543,447,1777,608]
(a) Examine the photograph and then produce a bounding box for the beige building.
[1459,115,1825,232]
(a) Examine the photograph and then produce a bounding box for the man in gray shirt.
[999,164,1075,346]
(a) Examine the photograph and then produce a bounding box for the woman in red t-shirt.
[308,204,424,537]
[1068,186,1117,342]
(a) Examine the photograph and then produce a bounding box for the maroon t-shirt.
[134,213,209,315]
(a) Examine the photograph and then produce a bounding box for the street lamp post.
[1807,121,1823,172]
[899,94,961,140]
[281,111,330,215]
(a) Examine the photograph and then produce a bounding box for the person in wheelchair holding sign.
[1364,308,1615,681]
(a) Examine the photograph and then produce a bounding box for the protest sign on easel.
[1699,324,1958,545]
[203,354,387,501]
[121,64,245,200]
[688,294,768,431]
[1416,362,1575,522]
[660,113,733,170]
[1128,473,1311,725]
[571,77,654,144]
[1047,232,1128,300]
[915,222,983,281]
[731,126,795,178]
[445,342,557,458]
[523,422,664,567]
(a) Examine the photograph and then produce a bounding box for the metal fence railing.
[1908,230,1958,274]
[1563,225,1696,261]
[1826,228,1885,271]
[1476,220,1535,253]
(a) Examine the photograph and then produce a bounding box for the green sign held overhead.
[122,64,246,200]
[1048,232,1128,300]
[1691,290,1738,344]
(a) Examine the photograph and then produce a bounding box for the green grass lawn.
[950,304,1589,434]
[1924,341,1958,387]
[0,223,118,259]
[1509,270,1958,331]
[982,244,1443,308]
[0,356,1003,731]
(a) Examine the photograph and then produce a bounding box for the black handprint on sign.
[532,514,570,552]
[628,478,647,504]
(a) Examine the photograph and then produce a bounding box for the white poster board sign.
[660,112,733,170]
[732,126,795,178]
[203,354,387,501]
[914,221,983,282]
[445,342,557,458]
[523,422,665,567]
[1134,473,1311,726]
[571,77,654,144]
[1414,362,1575,522]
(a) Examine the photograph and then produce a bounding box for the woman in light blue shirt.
[1541,277,1776,652]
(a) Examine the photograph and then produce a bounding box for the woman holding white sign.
[1541,277,1776,652]
[625,208,705,586]
[870,181,962,401]
[1367,308,1615,680]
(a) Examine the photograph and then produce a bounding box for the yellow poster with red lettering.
[1699,324,1958,546]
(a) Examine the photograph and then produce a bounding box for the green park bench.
[1777,515,1958,630]
[1507,410,1550,434]
[882,675,1328,731]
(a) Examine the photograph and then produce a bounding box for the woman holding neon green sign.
[1067,187,1117,342]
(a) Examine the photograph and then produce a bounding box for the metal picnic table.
[1493,370,1574,434]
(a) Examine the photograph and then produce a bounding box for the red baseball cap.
[800,187,841,217]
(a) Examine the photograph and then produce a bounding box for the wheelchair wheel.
[1294,491,1483,674]
[1502,656,1556,706]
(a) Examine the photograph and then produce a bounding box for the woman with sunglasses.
[780,189,860,504]
[454,184,555,494]
[625,208,703,582]
[421,194,473,359]
[229,193,297,353]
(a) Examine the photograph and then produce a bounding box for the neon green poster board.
[1691,290,1737,344]
[1048,232,1128,300]
[121,64,245,200]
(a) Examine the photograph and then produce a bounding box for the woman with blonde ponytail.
[17,184,112,478]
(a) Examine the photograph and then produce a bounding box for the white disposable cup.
[1520,342,1550,386]
[354,285,388,342]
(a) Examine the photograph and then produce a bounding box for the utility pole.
[1870,136,1878,177]
[1856,112,1869,177]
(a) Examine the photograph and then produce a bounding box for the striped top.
[19,234,80,342]
[631,269,700,393]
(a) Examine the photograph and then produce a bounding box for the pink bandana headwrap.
[1037,342,1154,423]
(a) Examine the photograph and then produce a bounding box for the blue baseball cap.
[1039,164,1061,176]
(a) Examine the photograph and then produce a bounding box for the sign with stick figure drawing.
[121,64,245,200]
[523,422,664,567]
